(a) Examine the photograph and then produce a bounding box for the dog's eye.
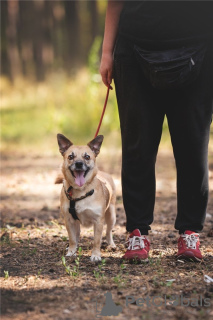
[84,154,90,160]
[68,154,74,160]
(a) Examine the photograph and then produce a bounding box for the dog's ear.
[57,133,73,155]
[87,135,104,157]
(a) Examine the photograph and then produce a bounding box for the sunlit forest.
[1,0,121,152]
[1,0,212,154]
[1,0,107,80]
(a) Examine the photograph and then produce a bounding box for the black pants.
[113,36,213,235]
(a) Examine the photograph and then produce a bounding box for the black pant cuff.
[127,227,149,235]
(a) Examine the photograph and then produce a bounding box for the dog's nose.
[75,161,83,169]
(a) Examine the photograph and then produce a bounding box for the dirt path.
[1,149,213,320]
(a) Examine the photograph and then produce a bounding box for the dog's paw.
[66,247,77,257]
[66,251,76,257]
[90,254,102,262]
[108,242,116,249]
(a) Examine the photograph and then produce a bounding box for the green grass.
[4,270,9,280]
[1,71,212,154]
[0,71,119,153]
[61,247,82,277]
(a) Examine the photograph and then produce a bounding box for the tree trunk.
[32,0,45,81]
[89,0,98,41]
[1,0,10,77]
[6,0,21,81]
[64,0,80,70]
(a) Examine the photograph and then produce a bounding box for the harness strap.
[69,200,80,221]
[63,182,94,221]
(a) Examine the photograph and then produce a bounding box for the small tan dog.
[56,133,116,261]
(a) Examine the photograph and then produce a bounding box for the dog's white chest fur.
[75,197,103,226]
[62,193,103,227]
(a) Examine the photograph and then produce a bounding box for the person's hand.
[100,52,113,87]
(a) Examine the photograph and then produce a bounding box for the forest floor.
[1,147,213,320]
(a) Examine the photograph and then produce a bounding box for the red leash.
[94,84,112,138]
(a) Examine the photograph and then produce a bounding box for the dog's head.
[57,133,103,188]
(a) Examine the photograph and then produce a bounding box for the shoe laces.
[181,233,199,249]
[125,236,146,251]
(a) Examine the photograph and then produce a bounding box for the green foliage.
[61,236,68,242]
[20,232,37,257]
[61,247,82,278]
[37,269,42,277]
[4,270,9,280]
[1,71,120,152]
[113,263,127,288]
[93,258,106,282]
[166,280,173,287]
[0,232,10,244]
[2,65,207,153]
[88,36,102,75]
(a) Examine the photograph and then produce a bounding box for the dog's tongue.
[74,171,85,187]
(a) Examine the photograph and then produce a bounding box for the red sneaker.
[177,230,203,261]
[123,229,150,262]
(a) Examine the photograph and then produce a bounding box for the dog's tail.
[55,173,64,184]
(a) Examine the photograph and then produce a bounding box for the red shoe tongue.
[184,230,196,235]
[129,229,141,237]
[74,171,85,187]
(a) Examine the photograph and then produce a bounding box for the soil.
[1,148,213,320]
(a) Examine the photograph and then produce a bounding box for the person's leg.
[166,46,213,234]
[113,37,165,235]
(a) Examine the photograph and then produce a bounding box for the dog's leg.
[91,219,104,262]
[105,204,116,248]
[76,221,80,244]
[64,214,78,257]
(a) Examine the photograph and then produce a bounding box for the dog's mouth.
[69,168,90,187]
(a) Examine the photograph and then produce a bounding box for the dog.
[56,133,116,261]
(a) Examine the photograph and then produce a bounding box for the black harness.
[63,184,94,221]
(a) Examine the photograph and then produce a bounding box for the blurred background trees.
[1,0,106,82]
[1,0,212,153]
[1,0,122,152]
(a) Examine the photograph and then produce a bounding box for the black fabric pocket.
[133,43,207,89]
